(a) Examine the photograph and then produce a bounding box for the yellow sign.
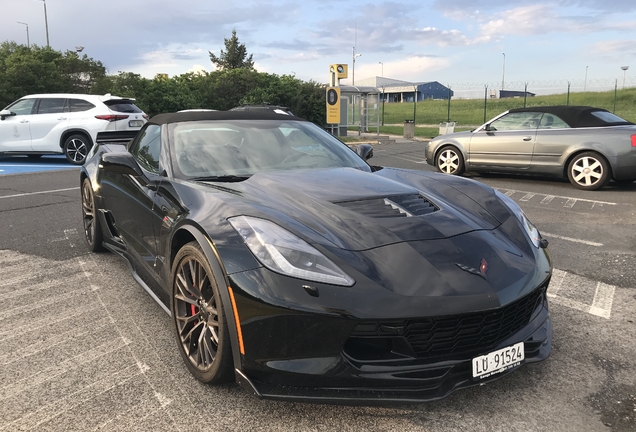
[330,64,348,79]
[326,87,340,124]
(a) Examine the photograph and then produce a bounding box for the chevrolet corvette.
[80,110,552,403]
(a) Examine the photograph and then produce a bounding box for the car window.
[130,125,161,173]
[69,99,96,112]
[489,112,543,131]
[104,100,143,113]
[538,114,569,129]
[170,119,370,178]
[5,99,36,115]
[36,98,67,114]
[590,111,629,123]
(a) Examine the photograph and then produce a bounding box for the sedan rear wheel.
[436,146,465,175]
[81,178,105,252]
[171,242,233,384]
[567,152,610,191]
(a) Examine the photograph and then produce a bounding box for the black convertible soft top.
[508,105,633,128]
[149,110,304,125]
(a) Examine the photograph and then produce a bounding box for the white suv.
[0,93,147,165]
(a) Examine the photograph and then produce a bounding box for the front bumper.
[229,269,551,404]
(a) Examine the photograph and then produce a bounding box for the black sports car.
[80,110,552,404]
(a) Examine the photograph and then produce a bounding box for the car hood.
[432,130,473,141]
[214,167,509,251]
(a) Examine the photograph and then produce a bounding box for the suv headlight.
[229,216,355,286]
[495,190,541,248]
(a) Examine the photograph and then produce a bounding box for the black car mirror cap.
[356,143,374,161]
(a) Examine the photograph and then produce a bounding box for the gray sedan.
[425,106,636,190]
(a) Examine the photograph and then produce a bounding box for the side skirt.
[103,243,171,316]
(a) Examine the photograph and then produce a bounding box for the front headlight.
[229,216,355,286]
[494,190,541,248]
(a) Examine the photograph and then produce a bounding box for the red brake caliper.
[190,304,197,317]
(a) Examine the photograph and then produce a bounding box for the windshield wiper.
[189,175,252,183]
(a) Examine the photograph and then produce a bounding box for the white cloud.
[355,55,452,82]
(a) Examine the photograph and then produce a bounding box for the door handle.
[19,120,29,123]
[522,136,532,141]
[57,117,67,120]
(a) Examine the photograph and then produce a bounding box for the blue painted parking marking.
[0,155,79,175]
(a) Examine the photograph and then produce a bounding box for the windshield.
[169,119,370,179]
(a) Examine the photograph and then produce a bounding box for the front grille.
[337,194,439,218]
[350,284,547,362]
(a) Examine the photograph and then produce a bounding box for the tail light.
[95,115,129,122]
[142,114,149,120]
[631,135,636,147]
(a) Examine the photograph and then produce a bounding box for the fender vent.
[337,194,439,218]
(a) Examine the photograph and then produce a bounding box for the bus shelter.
[331,86,381,136]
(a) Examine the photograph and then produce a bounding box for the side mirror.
[0,109,15,121]
[101,152,146,178]
[356,143,374,161]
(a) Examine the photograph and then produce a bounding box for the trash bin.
[404,120,415,139]
[439,121,456,135]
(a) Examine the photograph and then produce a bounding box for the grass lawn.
[380,87,636,126]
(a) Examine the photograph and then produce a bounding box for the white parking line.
[548,269,615,319]
[541,232,604,247]
[0,187,79,199]
[497,188,617,207]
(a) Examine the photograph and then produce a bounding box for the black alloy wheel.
[64,134,90,165]
[171,242,233,384]
[81,178,105,252]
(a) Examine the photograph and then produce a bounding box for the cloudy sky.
[2,0,636,95]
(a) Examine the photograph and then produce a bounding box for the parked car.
[425,106,636,190]
[80,110,551,403]
[0,93,147,165]
[230,103,294,115]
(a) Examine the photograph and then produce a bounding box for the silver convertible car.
[425,106,636,190]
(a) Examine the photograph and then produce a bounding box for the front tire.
[64,134,91,165]
[436,145,465,175]
[81,178,105,252]
[567,152,610,190]
[171,242,234,384]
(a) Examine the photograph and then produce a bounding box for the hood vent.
[337,194,439,218]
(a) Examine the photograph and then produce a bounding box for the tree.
[209,29,254,71]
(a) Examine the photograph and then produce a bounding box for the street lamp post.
[37,0,50,47]
[352,47,361,85]
[17,22,30,47]
[584,66,588,92]
[621,66,629,89]
[501,53,506,91]
[378,61,383,77]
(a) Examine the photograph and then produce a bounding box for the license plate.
[129,120,144,127]
[472,342,524,379]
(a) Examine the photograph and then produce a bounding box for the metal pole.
[413,86,417,125]
[17,22,29,47]
[447,86,451,122]
[613,79,618,113]
[501,53,506,90]
[381,87,385,126]
[584,66,588,92]
[352,47,355,86]
[567,82,570,106]
[378,62,383,77]
[41,0,50,47]
[523,83,528,108]
[484,85,488,124]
